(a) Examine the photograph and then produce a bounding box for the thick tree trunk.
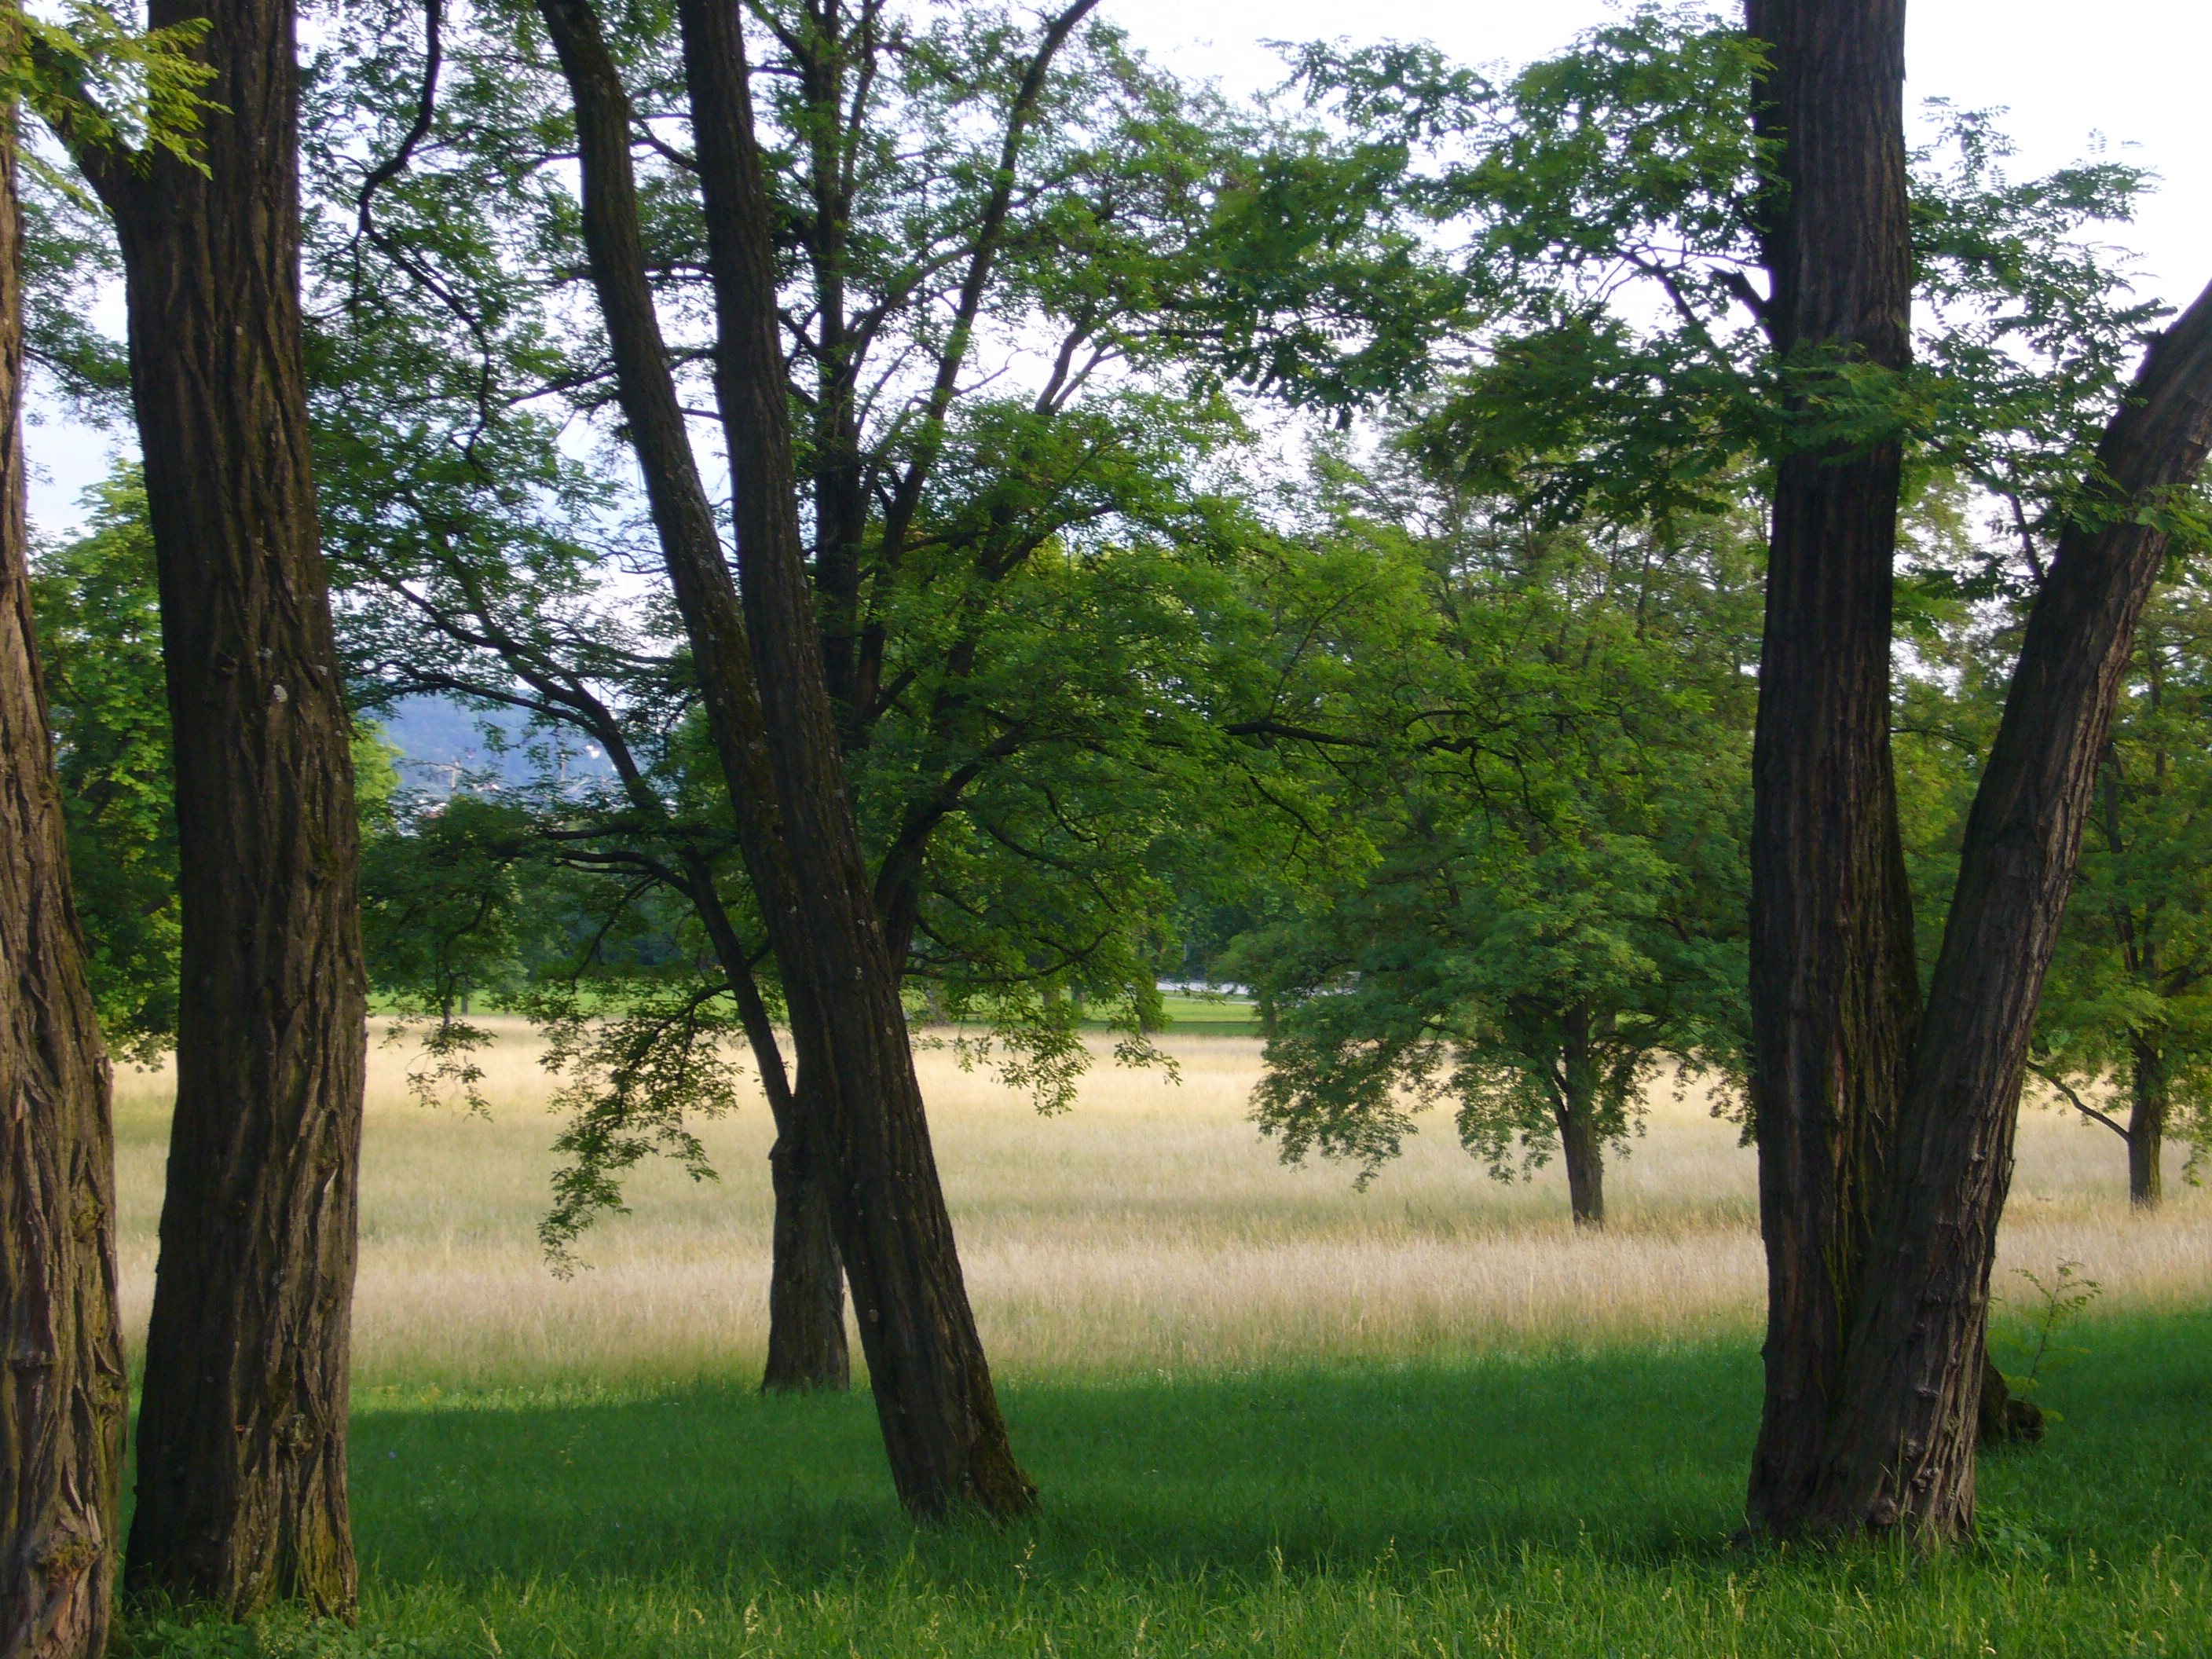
[1555,1010,1606,1228]
[678,0,1034,1518]
[2127,1040,2166,1209]
[0,98,127,1659]
[1806,280,2212,1536]
[1740,0,1921,1540]
[531,1,850,1396]
[64,0,367,1613]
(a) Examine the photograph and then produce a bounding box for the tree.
[0,64,124,1659]
[47,0,371,1610]
[1277,0,2212,1533]
[2032,580,2212,1207]
[1241,453,1756,1229]
[311,0,1415,1461]
[1732,0,1924,1537]
[1736,0,2212,1536]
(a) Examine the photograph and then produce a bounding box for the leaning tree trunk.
[679,0,1034,1518]
[2126,1038,2167,1209]
[0,92,127,1659]
[1740,0,1923,1539]
[1555,1010,1606,1228]
[1807,279,2212,1537]
[65,0,368,1613]
[531,0,849,1395]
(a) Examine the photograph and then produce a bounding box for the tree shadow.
[345,1339,1768,1594]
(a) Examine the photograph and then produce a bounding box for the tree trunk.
[1555,1009,1606,1228]
[762,1076,850,1393]
[0,93,127,1659]
[2127,1039,2166,1209]
[678,0,1034,1518]
[60,0,368,1613]
[677,857,848,1391]
[528,1,851,1397]
[1740,0,1922,1540]
[1807,279,2212,1536]
[1976,1352,2043,1448]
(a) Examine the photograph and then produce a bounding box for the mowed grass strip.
[122,1311,2212,1657]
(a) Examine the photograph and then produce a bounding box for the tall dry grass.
[108,1021,2211,1388]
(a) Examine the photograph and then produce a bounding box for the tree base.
[1976,1354,2044,1447]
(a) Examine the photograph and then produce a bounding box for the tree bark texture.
[1807,280,2212,1536]
[1740,0,1921,1539]
[679,0,1035,1518]
[2127,1041,2166,1209]
[532,0,849,1394]
[61,0,368,1613]
[0,98,127,1659]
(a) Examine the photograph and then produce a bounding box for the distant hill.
[368,694,612,794]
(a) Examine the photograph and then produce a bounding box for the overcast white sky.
[28,0,2210,533]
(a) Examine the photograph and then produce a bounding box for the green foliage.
[31,468,176,1062]
[14,2,217,187]
[1992,1259,2104,1417]
[31,467,412,1063]
[2031,576,2212,1175]
[1240,449,1756,1192]
[1292,6,2164,548]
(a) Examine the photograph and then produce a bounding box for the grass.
[108,1027,2212,1655]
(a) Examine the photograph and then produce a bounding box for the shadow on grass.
[339,1307,2212,1597]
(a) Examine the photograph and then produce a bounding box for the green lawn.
[1149,992,1262,1035]
[119,1309,2212,1656]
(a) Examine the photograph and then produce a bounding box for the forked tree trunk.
[1555,1009,1606,1228]
[2127,1040,2166,1209]
[60,0,368,1613]
[679,0,1034,1518]
[532,0,848,1393]
[0,97,128,1659]
[1807,280,2212,1536]
[1740,0,1923,1539]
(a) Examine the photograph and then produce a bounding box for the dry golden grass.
[108,1020,2212,1388]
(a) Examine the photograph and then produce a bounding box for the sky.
[27,0,2211,534]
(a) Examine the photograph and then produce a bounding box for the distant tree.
[1240,456,1756,1227]
[2031,579,2212,1207]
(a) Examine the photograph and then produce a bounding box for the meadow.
[112,1023,2212,1656]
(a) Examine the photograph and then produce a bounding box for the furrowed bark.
[1809,278,2212,1536]
[1740,0,1921,1539]
[0,91,127,1659]
[57,0,368,1611]
[532,0,848,1393]
[678,0,1035,1518]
